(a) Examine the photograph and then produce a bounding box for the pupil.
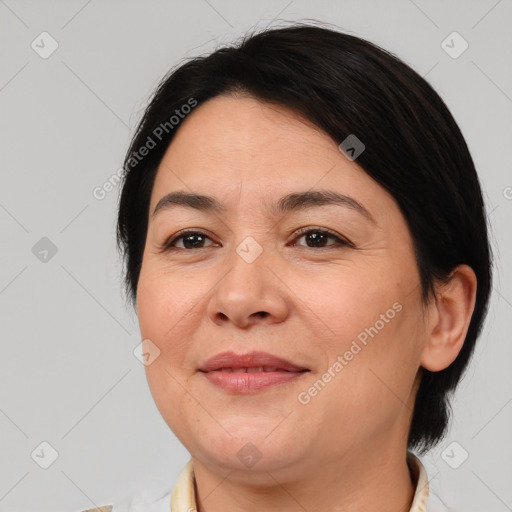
[307,232,326,247]
[185,234,203,248]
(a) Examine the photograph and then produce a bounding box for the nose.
[206,242,289,329]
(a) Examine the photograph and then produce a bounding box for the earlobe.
[420,264,477,372]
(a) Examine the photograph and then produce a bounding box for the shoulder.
[73,479,173,512]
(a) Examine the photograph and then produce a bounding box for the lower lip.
[200,369,309,393]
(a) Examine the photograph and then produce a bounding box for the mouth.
[204,367,309,373]
[198,350,310,373]
[198,351,310,393]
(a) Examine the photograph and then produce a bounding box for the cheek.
[301,312,421,450]
[143,361,200,449]
[137,263,203,348]
[137,265,201,432]
[296,266,421,413]
[291,265,400,350]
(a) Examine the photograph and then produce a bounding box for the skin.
[136,95,477,511]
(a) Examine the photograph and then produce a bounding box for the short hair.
[116,22,493,453]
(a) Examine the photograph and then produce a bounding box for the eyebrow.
[152,189,376,224]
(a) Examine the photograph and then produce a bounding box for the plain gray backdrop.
[1,1,511,511]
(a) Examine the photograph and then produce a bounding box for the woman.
[88,22,492,512]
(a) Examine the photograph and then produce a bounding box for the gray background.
[1,0,511,510]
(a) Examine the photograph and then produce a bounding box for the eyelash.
[161,226,353,251]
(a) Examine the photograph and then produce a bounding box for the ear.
[420,264,477,372]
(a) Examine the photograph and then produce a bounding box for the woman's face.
[137,95,428,476]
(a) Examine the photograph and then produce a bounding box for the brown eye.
[292,227,353,249]
[164,231,218,250]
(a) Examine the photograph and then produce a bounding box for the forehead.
[167,95,335,169]
[150,95,397,221]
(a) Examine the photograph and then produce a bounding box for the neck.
[191,441,417,512]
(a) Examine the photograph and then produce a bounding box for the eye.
[161,227,353,252]
[162,230,218,250]
[290,227,353,249]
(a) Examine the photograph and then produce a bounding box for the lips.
[198,351,310,393]
[198,350,309,373]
